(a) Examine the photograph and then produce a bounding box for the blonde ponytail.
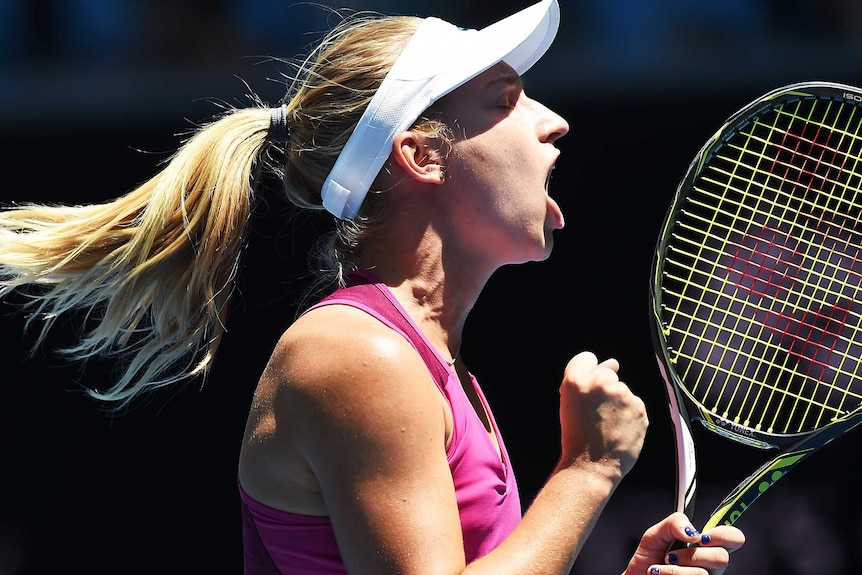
[0,107,273,405]
[0,11,442,406]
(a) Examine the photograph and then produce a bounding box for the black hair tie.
[267,105,290,145]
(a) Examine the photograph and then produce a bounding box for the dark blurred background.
[1,1,862,573]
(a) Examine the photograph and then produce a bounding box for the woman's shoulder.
[283,302,404,359]
[259,302,448,453]
[267,303,427,396]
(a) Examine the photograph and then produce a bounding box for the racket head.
[651,81,862,511]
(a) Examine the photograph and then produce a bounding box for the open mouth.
[545,163,555,192]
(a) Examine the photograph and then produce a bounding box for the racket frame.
[650,80,862,529]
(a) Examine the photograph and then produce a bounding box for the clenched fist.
[558,351,648,479]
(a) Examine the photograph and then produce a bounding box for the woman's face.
[437,62,570,267]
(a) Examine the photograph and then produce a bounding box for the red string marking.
[725,113,862,382]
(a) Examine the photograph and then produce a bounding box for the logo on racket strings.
[699,417,774,449]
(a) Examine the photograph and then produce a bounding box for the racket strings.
[675,203,862,312]
[661,94,862,435]
[750,105,862,428]
[729,98,862,425]
[744,107,862,210]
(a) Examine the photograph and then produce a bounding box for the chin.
[523,238,555,264]
[540,231,556,259]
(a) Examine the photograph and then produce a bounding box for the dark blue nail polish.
[649,568,661,575]
[667,553,679,564]
[701,534,711,545]
[684,526,699,537]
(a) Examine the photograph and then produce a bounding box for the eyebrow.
[489,70,523,89]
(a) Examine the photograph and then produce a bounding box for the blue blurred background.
[1,1,862,574]
[1,0,861,126]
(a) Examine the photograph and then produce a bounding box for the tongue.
[547,196,565,229]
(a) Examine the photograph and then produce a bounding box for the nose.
[535,99,569,144]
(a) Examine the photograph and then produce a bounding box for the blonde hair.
[0,12,448,406]
[284,14,450,292]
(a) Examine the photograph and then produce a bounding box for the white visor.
[320,0,560,219]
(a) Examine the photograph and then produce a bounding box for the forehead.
[463,62,521,95]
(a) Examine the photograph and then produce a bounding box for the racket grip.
[667,538,693,552]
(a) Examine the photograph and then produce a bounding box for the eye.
[503,86,525,111]
[499,93,518,111]
[484,74,523,112]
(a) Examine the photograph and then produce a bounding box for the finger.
[698,525,746,553]
[597,356,620,372]
[658,524,745,575]
[624,514,699,575]
[646,566,708,575]
[666,545,729,571]
[647,512,701,551]
[630,515,743,575]
[565,350,599,374]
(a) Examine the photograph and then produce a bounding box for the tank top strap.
[307,269,451,389]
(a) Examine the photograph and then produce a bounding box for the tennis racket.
[650,81,862,536]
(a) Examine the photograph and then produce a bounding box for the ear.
[391,131,445,185]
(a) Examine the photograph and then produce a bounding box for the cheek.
[448,136,540,225]
[451,139,517,195]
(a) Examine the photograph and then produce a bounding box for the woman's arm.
[261,308,739,575]
[464,351,649,574]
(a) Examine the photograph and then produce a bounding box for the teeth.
[546,165,555,190]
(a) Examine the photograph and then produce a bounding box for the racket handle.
[667,538,693,553]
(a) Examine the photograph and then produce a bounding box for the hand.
[623,513,746,575]
[558,351,647,478]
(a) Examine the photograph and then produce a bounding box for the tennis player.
[0,1,744,573]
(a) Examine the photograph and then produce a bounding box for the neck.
[357,258,486,367]
[355,206,496,364]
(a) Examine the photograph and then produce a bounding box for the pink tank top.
[240,270,521,573]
